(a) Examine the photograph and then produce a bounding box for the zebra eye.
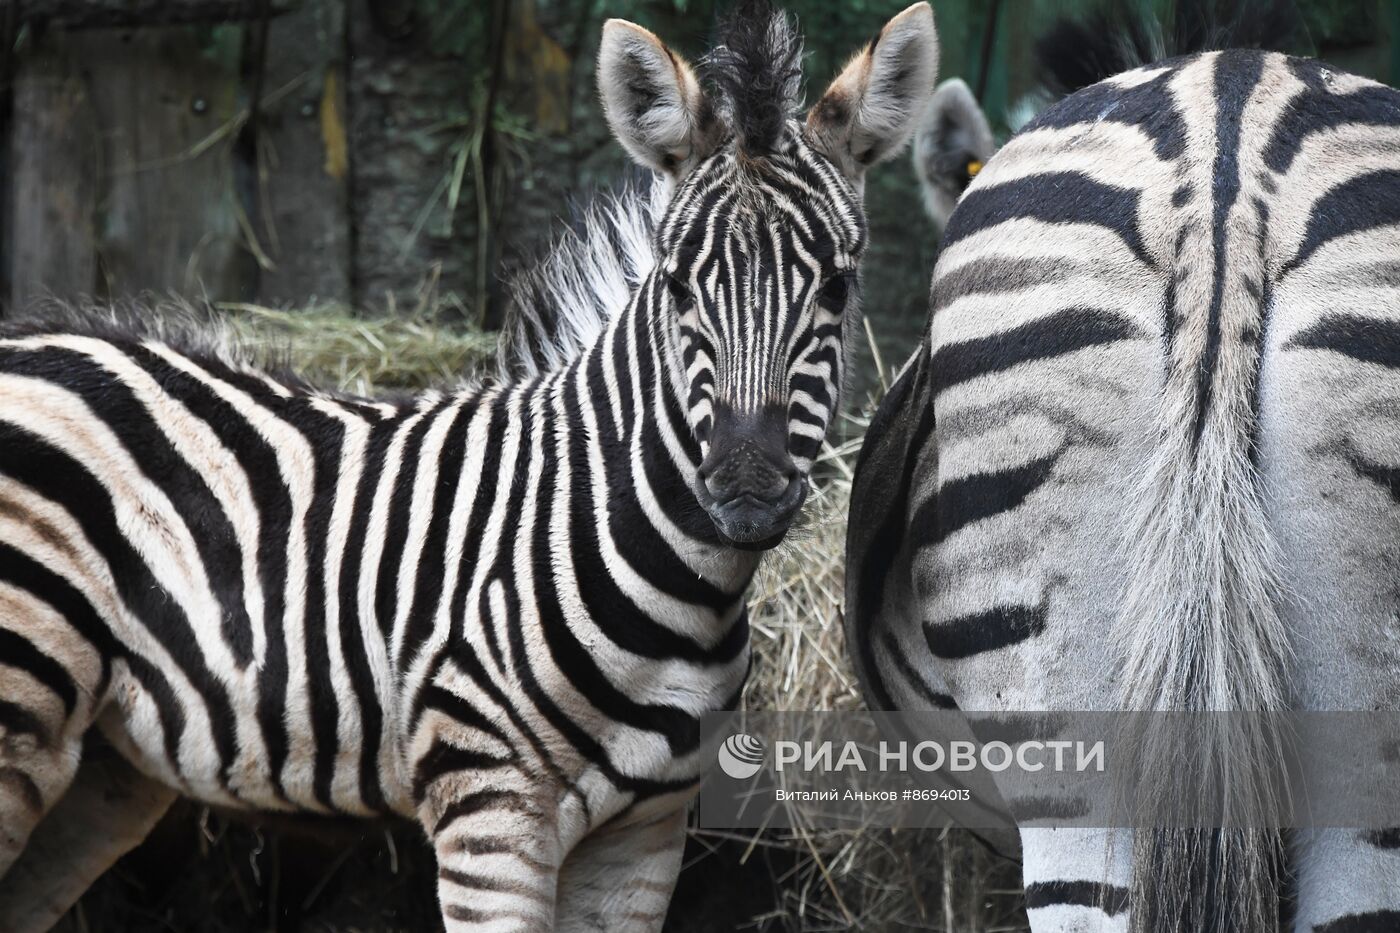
[665,273,693,307]
[818,274,852,308]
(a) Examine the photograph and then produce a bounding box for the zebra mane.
[0,297,403,403]
[702,0,804,155]
[0,296,273,376]
[496,179,664,380]
[1034,0,1305,96]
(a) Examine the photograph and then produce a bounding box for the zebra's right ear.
[598,20,722,178]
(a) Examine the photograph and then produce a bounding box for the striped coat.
[847,50,1400,932]
[0,2,941,930]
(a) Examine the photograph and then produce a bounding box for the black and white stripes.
[847,48,1400,933]
[0,4,940,931]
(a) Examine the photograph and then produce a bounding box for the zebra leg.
[0,511,115,885]
[1020,827,1132,933]
[0,731,81,882]
[0,741,175,933]
[1255,273,1400,930]
[554,808,686,933]
[1291,830,1400,932]
[425,792,561,932]
[1264,392,1400,927]
[0,613,94,883]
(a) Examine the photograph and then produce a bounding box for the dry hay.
[218,302,498,393]
[688,405,1026,932]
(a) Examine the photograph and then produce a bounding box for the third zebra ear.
[913,78,995,234]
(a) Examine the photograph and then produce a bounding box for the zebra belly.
[93,654,405,818]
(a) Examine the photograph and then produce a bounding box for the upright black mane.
[1035,0,1305,97]
[703,0,804,154]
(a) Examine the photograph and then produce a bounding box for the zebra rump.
[852,9,1400,928]
[1033,8,1302,930]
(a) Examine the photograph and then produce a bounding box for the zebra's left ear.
[806,2,940,181]
[597,19,722,177]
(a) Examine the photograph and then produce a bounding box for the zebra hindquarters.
[910,240,1168,927]
[843,353,960,715]
[0,740,175,933]
[423,786,688,933]
[554,808,687,933]
[1257,212,1400,932]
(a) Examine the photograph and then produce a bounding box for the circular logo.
[717,733,766,779]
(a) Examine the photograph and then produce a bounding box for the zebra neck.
[381,291,757,721]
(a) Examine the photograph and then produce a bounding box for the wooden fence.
[1,0,1396,338]
[0,0,1024,339]
[0,0,519,317]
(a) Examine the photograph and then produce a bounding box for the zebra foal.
[0,3,939,930]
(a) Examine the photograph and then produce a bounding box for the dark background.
[4,1,1395,369]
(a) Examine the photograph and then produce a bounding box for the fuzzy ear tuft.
[597,20,722,176]
[805,2,940,180]
[913,78,995,232]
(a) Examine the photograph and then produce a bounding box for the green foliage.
[417,0,494,59]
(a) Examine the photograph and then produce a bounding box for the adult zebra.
[0,3,939,930]
[846,43,1400,933]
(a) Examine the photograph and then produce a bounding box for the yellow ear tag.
[967,159,983,177]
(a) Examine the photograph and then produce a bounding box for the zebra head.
[598,1,940,549]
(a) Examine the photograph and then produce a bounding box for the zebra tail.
[1117,188,1290,929]
[844,350,936,713]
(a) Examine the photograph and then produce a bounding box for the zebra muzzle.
[697,410,807,549]
[701,477,807,549]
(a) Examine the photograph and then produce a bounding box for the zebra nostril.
[700,402,800,506]
[703,446,793,504]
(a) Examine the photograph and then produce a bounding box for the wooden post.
[254,0,352,307]
[71,26,253,300]
[345,0,478,315]
[6,40,98,310]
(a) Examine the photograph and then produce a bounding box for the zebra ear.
[914,78,995,232]
[806,2,940,181]
[598,19,722,177]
